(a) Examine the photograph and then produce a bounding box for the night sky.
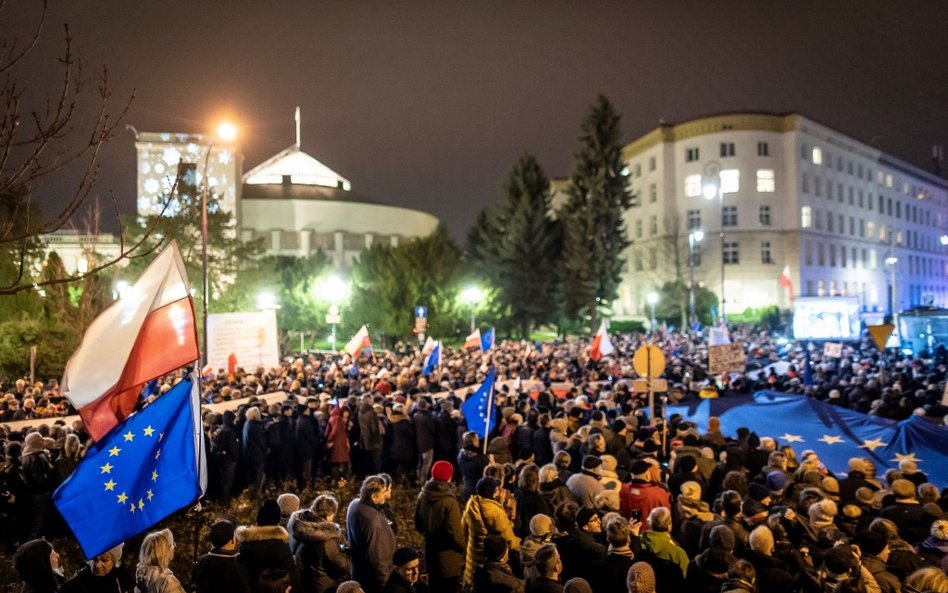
[6,1,948,240]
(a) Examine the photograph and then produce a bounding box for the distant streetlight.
[886,223,899,327]
[216,122,238,142]
[256,292,280,311]
[315,274,348,350]
[461,286,484,333]
[646,291,659,333]
[940,234,948,246]
[688,230,704,325]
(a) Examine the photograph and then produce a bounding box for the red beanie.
[431,460,454,482]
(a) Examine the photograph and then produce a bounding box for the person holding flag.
[461,368,497,453]
[344,325,372,358]
[462,328,482,351]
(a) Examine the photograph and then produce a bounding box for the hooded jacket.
[14,540,60,593]
[235,525,298,589]
[325,408,350,464]
[414,479,464,579]
[287,510,349,593]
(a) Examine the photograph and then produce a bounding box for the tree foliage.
[348,226,469,344]
[654,281,718,328]
[560,95,633,329]
[468,154,560,338]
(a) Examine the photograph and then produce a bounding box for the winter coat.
[414,479,465,580]
[388,414,416,463]
[346,497,396,593]
[473,561,524,593]
[241,419,267,465]
[514,490,553,539]
[639,530,689,576]
[461,495,520,586]
[412,410,436,453]
[919,534,948,567]
[435,412,458,454]
[235,525,298,589]
[212,423,241,466]
[520,535,551,581]
[598,549,636,593]
[358,404,384,452]
[524,576,563,593]
[326,409,350,464]
[62,565,134,593]
[190,549,251,593]
[684,548,735,593]
[539,479,573,514]
[295,414,321,462]
[555,529,606,582]
[288,511,349,593]
[532,426,554,466]
[566,471,604,509]
[620,479,671,521]
[21,450,55,494]
[860,555,899,593]
[458,446,490,500]
[741,550,793,593]
[879,502,929,544]
[133,566,185,593]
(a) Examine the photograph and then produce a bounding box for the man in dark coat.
[412,400,436,484]
[555,508,606,583]
[267,404,296,483]
[288,496,349,593]
[387,404,416,481]
[532,414,554,467]
[192,520,251,593]
[457,432,489,502]
[295,401,322,489]
[382,547,428,593]
[20,432,55,540]
[434,403,459,465]
[14,539,62,593]
[237,499,300,590]
[347,476,396,593]
[242,407,268,497]
[358,398,384,475]
[473,536,524,593]
[213,411,241,503]
[414,461,464,593]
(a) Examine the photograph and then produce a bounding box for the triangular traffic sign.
[867,324,894,351]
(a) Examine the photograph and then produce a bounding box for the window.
[814,176,822,197]
[648,157,656,171]
[859,219,865,237]
[691,249,701,266]
[649,215,658,235]
[802,173,809,194]
[805,241,813,265]
[635,163,642,177]
[756,169,775,192]
[686,147,700,162]
[759,205,771,226]
[649,248,657,270]
[761,241,773,264]
[818,280,825,296]
[838,183,844,203]
[801,206,812,229]
[827,212,834,232]
[723,241,739,264]
[634,251,643,272]
[870,249,877,269]
[829,244,836,267]
[687,209,702,230]
[720,142,736,157]
[815,209,822,230]
[849,217,855,236]
[635,219,643,239]
[722,206,738,227]
[649,184,657,203]
[841,246,847,268]
[867,221,875,239]
[757,141,769,156]
[817,243,825,266]
[684,174,702,197]
[812,147,823,164]
[720,169,740,193]
[879,226,886,242]
[826,183,832,200]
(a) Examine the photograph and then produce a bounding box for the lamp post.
[461,286,484,333]
[316,274,348,351]
[646,291,659,334]
[200,121,238,359]
[688,230,704,325]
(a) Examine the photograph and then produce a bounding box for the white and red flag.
[778,265,795,302]
[344,325,372,357]
[61,242,199,441]
[590,320,615,361]
[463,328,481,351]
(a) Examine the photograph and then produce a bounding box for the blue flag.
[53,374,206,559]
[480,328,495,352]
[462,368,497,439]
[668,391,948,486]
[422,341,440,377]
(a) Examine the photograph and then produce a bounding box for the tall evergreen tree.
[560,95,633,329]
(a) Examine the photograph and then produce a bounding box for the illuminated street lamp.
[646,291,659,333]
[315,274,348,349]
[886,255,899,327]
[461,286,484,333]
[256,292,280,311]
[688,230,704,325]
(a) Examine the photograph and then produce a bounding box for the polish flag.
[778,266,795,302]
[590,320,615,361]
[61,242,199,441]
[463,328,481,351]
[344,325,372,357]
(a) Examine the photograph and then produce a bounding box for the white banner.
[207,311,280,372]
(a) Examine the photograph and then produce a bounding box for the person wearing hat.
[619,459,671,523]
[237,500,299,590]
[880,478,929,544]
[15,539,63,593]
[212,410,241,503]
[386,402,416,481]
[383,547,425,593]
[838,458,880,505]
[461,477,520,588]
[61,542,134,593]
[191,521,250,593]
[472,535,522,593]
[685,524,736,592]
[858,531,899,593]
[520,514,555,581]
[414,461,464,593]
[626,561,656,593]
[566,455,605,509]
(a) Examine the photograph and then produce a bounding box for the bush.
[0,318,79,381]
[609,320,647,334]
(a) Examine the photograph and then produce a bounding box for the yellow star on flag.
[818,435,844,445]
[143,426,155,437]
[100,462,113,474]
[117,492,128,504]
[147,489,154,501]
[108,446,121,457]
[129,503,136,513]
[138,499,145,511]
[860,438,888,452]
[104,480,116,491]
[152,470,159,482]
[123,431,135,442]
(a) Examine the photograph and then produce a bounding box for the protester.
[135,529,185,593]
[347,476,396,593]
[288,494,349,593]
[14,539,63,593]
[192,520,251,593]
[414,461,464,593]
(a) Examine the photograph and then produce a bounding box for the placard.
[207,311,280,372]
[823,342,843,358]
[708,342,746,374]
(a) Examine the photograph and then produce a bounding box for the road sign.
[415,306,427,319]
[633,378,667,393]
[868,324,895,351]
[633,345,666,379]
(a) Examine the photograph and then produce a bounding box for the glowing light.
[461,286,484,305]
[646,292,659,305]
[691,230,704,243]
[256,292,280,310]
[217,122,237,142]
[314,275,349,304]
[702,185,718,200]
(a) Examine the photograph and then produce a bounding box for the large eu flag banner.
[53,375,205,559]
[668,390,948,486]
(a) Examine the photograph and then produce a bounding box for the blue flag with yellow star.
[53,373,206,559]
[462,367,497,440]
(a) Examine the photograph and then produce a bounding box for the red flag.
[227,353,238,377]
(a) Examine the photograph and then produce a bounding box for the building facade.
[610,112,948,321]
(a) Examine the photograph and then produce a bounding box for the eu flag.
[53,374,206,559]
[480,328,495,352]
[462,368,497,438]
[422,341,440,377]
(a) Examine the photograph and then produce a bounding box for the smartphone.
[630,509,642,521]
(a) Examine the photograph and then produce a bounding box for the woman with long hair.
[135,529,184,593]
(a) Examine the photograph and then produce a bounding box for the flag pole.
[482,371,494,455]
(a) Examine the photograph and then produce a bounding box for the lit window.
[812,147,823,165]
[684,174,702,197]
[801,206,812,229]
[818,280,825,296]
[866,221,874,239]
[720,169,740,193]
[885,174,893,188]
[879,226,886,242]
[756,169,775,192]
[870,249,877,269]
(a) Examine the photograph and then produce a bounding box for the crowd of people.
[2,329,947,593]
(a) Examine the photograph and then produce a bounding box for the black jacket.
[295,414,321,461]
[412,410,436,453]
[388,415,416,463]
[241,420,267,465]
[191,548,251,593]
[414,479,464,580]
[287,511,349,593]
[458,447,489,500]
[236,525,299,589]
[741,549,794,593]
[554,529,606,583]
[532,426,554,466]
[213,424,241,465]
[61,565,134,593]
[434,412,458,454]
[473,562,524,593]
